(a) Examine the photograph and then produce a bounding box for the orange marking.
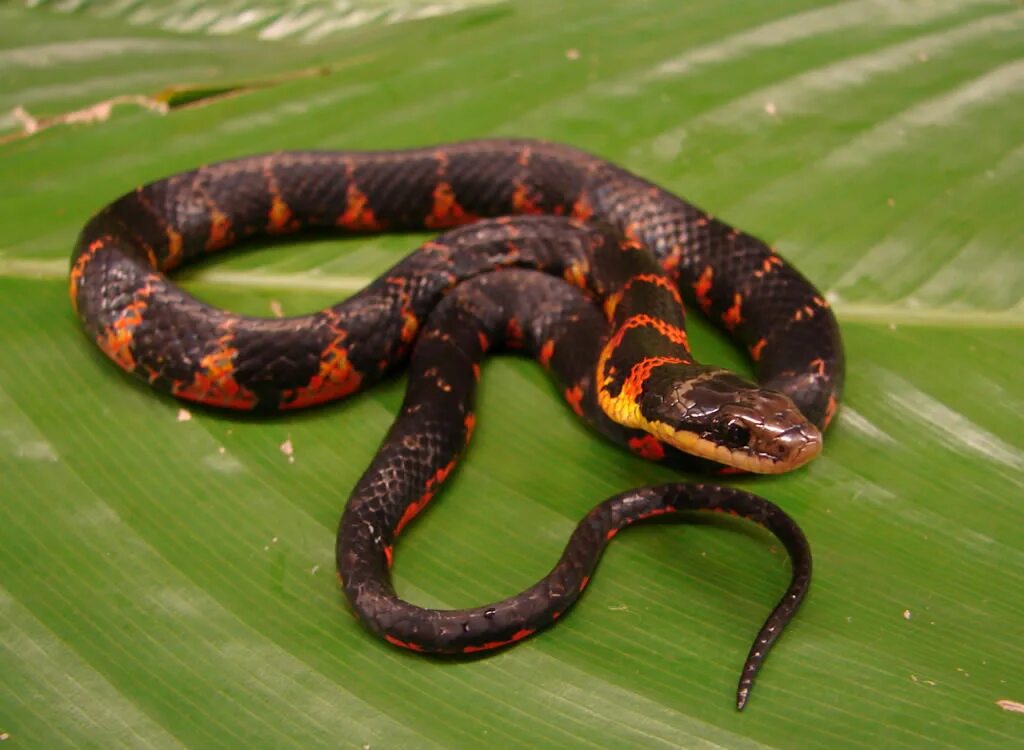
[810,358,827,377]
[400,307,419,344]
[97,297,148,372]
[602,290,623,321]
[755,255,784,277]
[538,339,555,369]
[722,293,743,331]
[383,545,394,569]
[623,222,644,247]
[610,314,690,349]
[462,628,536,654]
[628,435,666,461]
[693,266,714,314]
[267,195,299,234]
[813,295,829,308]
[570,195,593,221]
[173,332,258,409]
[750,337,767,362]
[385,634,424,652]
[695,215,710,227]
[606,528,619,540]
[337,183,382,231]
[163,227,184,270]
[205,207,233,251]
[661,245,682,275]
[471,363,481,381]
[68,238,106,311]
[621,273,684,308]
[511,183,544,214]
[564,384,585,417]
[823,392,838,429]
[563,262,588,289]
[464,413,477,443]
[279,336,363,409]
[579,576,590,592]
[477,331,490,352]
[424,182,476,229]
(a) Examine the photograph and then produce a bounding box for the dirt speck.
[177,408,192,422]
[565,48,580,61]
[280,438,295,464]
[997,699,1024,713]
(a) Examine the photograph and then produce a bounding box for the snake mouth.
[647,420,823,474]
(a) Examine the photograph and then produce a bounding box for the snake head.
[635,365,822,474]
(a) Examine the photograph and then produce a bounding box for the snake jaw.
[635,367,823,473]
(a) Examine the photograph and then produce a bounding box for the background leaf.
[1,0,1022,747]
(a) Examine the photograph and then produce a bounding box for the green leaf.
[2,0,1022,747]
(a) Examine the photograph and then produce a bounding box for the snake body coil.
[70,140,844,708]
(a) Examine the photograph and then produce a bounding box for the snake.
[69,139,844,708]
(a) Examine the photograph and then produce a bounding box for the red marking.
[97,294,150,372]
[279,335,363,409]
[661,245,682,275]
[400,307,419,344]
[477,331,490,352]
[552,610,561,620]
[395,460,456,536]
[505,317,524,348]
[810,358,827,377]
[722,293,743,331]
[621,273,685,308]
[564,384,585,417]
[571,195,593,222]
[337,183,382,231]
[173,330,258,409]
[618,355,688,404]
[267,195,299,234]
[693,266,714,314]
[461,628,536,653]
[385,634,424,652]
[823,393,838,429]
[628,435,666,461]
[716,466,746,476]
[606,528,619,540]
[464,413,476,443]
[205,208,233,251]
[636,507,675,522]
[511,182,545,214]
[471,363,481,381]
[579,576,590,592]
[538,339,555,369]
[750,337,767,362]
[383,545,394,569]
[425,182,476,229]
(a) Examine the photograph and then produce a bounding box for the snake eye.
[725,421,751,447]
